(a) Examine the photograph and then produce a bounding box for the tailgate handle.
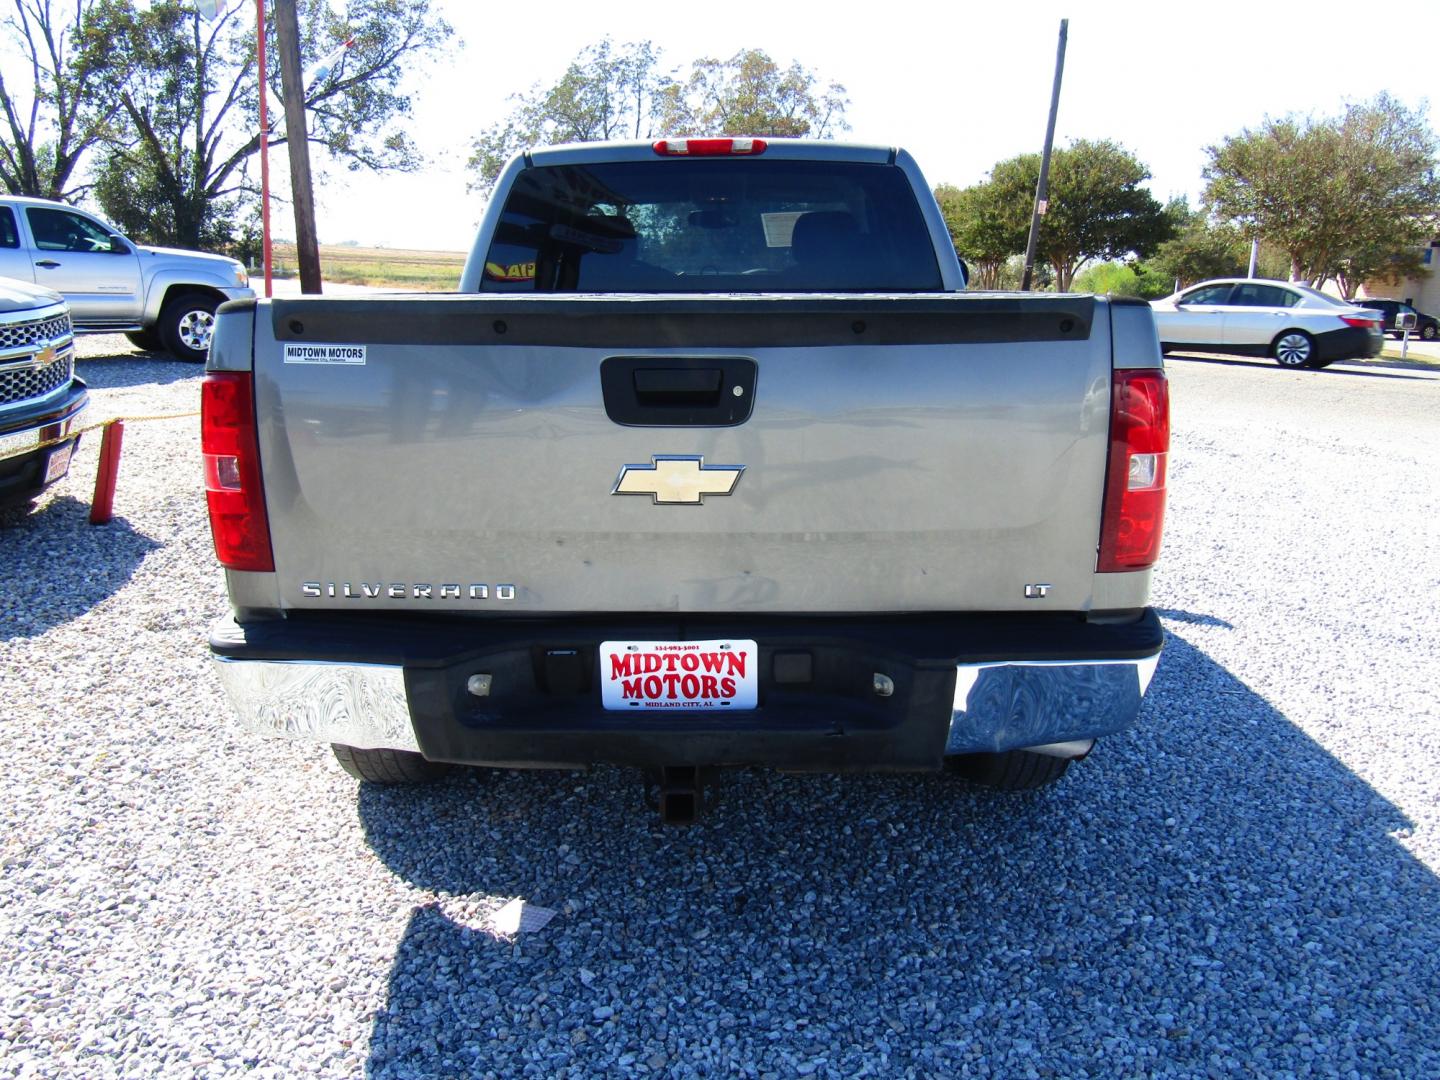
[633,367,723,406]
[601,356,756,427]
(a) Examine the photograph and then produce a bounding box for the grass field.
[271,243,467,291]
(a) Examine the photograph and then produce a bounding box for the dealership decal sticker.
[283,343,367,365]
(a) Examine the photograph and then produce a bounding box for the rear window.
[479,159,942,293]
[1290,284,1349,308]
[1230,283,1299,308]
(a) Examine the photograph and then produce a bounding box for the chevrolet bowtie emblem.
[612,455,745,505]
[0,343,54,374]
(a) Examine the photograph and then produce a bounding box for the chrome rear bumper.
[213,649,1162,763]
[946,655,1161,758]
[213,658,420,752]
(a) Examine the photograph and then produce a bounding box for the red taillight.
[1098,369,1169,573]
[201,371,274,572]
[1340,315,1378,328]
[652,138,768,156]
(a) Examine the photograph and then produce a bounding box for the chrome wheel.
[177,308,215,352]
[159,291,220,362]
[1274,332,1314,367]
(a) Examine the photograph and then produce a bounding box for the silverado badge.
[612,455,744,505]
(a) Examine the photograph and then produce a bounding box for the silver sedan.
[1150,278,1383,368]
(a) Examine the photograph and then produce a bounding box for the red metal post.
[257,0,273,298]
[89,420,125,525]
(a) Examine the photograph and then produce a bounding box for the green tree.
[83,2,248,248]
[1330,237,1428,299]
[467,42,848,196]
[1203,93,1440,287]
[973,141,1170,291]
[0,0,120,198]
[1143,199,1243,288]
[84,0,451,248]
[995,254,1029,290]
[1133,261,1178,298]
[934,180,1028,289]
[1146,219,1244,288]
[662,48,848,140]
[1072,260,1174,300]
[1072,261,1142,296]
[468,39,675,196]
[1038,140,1172,291]
[1140,199,1291,289]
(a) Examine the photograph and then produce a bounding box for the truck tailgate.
[249,294,1111,614]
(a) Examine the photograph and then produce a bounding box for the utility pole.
[1021,18,1068,292]
[274,0,322,294]
[255,0,272,297]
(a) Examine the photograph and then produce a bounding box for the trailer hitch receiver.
[646,766,710,825]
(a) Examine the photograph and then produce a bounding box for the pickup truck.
[0,195,253,362]
[0,277,85,510]
[204,138,1168,823]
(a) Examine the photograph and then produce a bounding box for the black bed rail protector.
[210,609,1160,669]
[268,293,1097,349]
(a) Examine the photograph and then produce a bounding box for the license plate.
[600,639,759,711]
[43,443,73,483]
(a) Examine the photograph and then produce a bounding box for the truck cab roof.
[525,138,900,167]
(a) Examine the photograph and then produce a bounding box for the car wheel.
[1272,330,1317,368]
[943,749,1072,790]
[158,291,219,362]
[124,328,163,352]
[1422,324,1437,341]
[331,744,452,784]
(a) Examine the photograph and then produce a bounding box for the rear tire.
[945,749,1072,791]
[1272,330,1317,367]
[331,744,451,784]
[1422,324,1437,341]
[158,291,219,362]
[125,328,163,352]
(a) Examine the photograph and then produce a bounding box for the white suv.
[1150,279,1383,368]
[0,196,254,362]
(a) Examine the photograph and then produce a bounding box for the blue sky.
[305,0,1440,250]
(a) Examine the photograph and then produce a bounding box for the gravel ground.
[2,339,1438,1078]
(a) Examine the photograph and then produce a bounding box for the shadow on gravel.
[1152,608,1233,629]
[75,355,202,390]
[358,630,1440,1078]
[1168,353,1432,381]
[0,496,159,640]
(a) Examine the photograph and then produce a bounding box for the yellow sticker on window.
[484,261,536,282]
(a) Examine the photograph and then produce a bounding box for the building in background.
[1356,241,1440,311]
